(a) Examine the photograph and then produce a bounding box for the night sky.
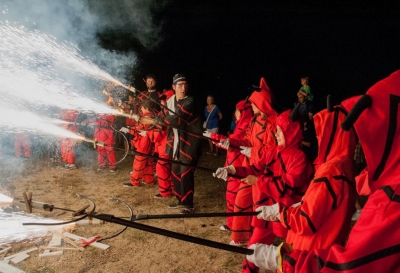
[118,2,400,131]
[5,1,395,132]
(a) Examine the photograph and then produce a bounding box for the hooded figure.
[207,99,253,230]
[219,78,278,246]
[274,105,358,252]
[233,110,313,273]
[246,70,400,273]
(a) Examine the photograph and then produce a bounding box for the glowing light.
[0,210,74,244]
[0,21,129,116]
[0,104,86,139]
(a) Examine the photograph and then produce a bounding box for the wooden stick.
[52,232,85,251]
[39,246,80,251]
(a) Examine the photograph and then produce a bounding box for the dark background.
[99,2,400,133]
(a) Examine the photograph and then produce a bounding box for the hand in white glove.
[219,138,230,149]
[240,146,252,158]
[203,131,211,138]
[255,203,280,221]
[213,165,236,181]
[131,113,140,122]
[119,127,129,133]
[138,130,147,137]
[246,244,279,271]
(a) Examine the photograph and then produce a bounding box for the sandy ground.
[0,140,276,273]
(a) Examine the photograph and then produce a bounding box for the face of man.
[146,77,156,90]
[173,81,188,100]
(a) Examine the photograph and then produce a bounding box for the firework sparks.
[0,21,131,118]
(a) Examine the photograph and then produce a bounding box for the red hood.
[248,77,277,117]
[313,106,357,168]
[341,70,400,194]
[276,110,302,152]
[231,99,253,139]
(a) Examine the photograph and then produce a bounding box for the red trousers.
[60,139,75,164]
[97,146,116,169]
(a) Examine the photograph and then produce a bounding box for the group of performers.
[4,69,400,272]
[209,71,400,272]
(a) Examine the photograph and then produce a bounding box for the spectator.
[204,95,222,156]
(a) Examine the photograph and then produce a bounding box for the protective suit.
[59,109,78,166]
[130,111,155,186]
[94,114,116,170]
[235,110,313,273]
[229,78,278,244]
[280,105,358,251]
[209,100,253,229]
[249,70,400,273]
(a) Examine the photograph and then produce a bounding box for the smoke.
[1,0,166,81]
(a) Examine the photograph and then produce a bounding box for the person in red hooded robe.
[59,109,79,170]
[218,78,278,246]
[204,99,253,231]
[217,110,313,273]
[254,101,358,254]
[246,70,400,273]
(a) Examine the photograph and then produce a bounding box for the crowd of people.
[2,70,400,272]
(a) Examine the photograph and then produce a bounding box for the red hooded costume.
[209,99,253,228]
[280,105,358,252]
[235,110,313,273]
[93,114,116,170]
[59,109,78,165]
[229,78,278,244]
[279,70,400,272]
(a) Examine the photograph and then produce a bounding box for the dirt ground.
[0,139,276,273]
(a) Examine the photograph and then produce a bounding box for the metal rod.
[132,150,244,179]
[89,213,253,255]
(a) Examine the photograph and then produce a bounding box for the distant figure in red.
[124,100,155,187]
[14,132,31,158]
[94,114,117,172]
[59,109,79,170]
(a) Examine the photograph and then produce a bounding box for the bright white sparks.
[0,21,126,130]
[0,104,86,139]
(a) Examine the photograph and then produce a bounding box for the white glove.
[130,113,140,122]
[255,203,280,221]
[213,165,236,181]
[138,130,147,137]
[219,138,230,149]
[203,131,211,138]
[119,127,129,133]
[240,146,252,158]
[246,244,279,271]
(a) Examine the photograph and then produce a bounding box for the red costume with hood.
[276,70,400,272]
[93,114,116,170]
[229,78,278,243]
[59,109,78,165]
[130,111,155,186]
[280,105,358,252]
[235,110,313,273]
[209,100,253,228]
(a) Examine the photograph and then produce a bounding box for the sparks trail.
[0,22,131,115]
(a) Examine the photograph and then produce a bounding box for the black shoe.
[123,182,138,188]
[180,208,195,214]
[154,194,163,199]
